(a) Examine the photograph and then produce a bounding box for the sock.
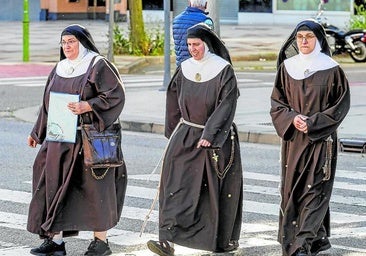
[52,232,63,245]
[167,241,174,248]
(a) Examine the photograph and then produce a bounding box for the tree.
[127,0,148,55]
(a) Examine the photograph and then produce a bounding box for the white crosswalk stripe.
[0,76,266,90]
[0,77,47,87]
[0,75,165,88]
[0,170,365,255]
[0,241,31,256]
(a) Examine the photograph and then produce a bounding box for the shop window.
[239,0,272,13]
[88,0,106,6]
[140,0,173,10]
[276,0,350,12]
[143,0,161,9]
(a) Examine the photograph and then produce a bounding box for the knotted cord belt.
[140,118,204,236]
[322,135,333,181]
[140,118,235,235]
[179,119,237,180]
[181,118,205,129]
[148,118,204,178]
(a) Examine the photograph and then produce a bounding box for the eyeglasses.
[296,34,316,41]
[60,39,78,47]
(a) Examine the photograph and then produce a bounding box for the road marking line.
[1,187,366,226]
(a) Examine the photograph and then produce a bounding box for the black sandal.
[147,240,175,256]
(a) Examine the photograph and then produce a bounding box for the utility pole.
[162,0,171,90]
[93,0,97,20]
[207,0,220,36]
[23,0,29,62]
[107,0,114,62]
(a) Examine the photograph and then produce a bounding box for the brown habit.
[27,58,127,238]
[159,65,243,252]
[270,64,350,256]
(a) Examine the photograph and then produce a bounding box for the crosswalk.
[0,77,47,87]
[0,75,165,89]
[1,75,366,255]
[0,74,267,89]
[0,168,365,256]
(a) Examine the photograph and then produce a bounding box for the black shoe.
[147,240,175,256]
[311,237,331,255]
[84,237,112,256]
[30,238,66,256]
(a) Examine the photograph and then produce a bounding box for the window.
[276,0,350,12]
[239,0,272,13]
[88,0,106,7]
[140,0,173,10]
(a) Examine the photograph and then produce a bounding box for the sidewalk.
[0,20,365,146]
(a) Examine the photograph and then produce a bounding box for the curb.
[114,53,355,74]
[4,108,281,146]
[115,53,279,74]
[117,58,147,74]
[120,120,280,145]
[115,55,173,74]
[121,120,165,135]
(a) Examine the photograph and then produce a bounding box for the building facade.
[0,0,127,22]
[238,0,354,28]
[0,0,355,29]
[39,0,127,21]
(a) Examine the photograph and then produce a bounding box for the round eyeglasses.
[60,39,78,47]
[296,34,316,41]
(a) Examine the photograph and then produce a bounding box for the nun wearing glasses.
[270,19,350,256]
[27,24,127,256]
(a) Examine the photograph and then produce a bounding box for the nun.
[147,23,243,256]
[27,24,127,256]
[270,19,350,256]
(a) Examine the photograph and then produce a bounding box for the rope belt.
[181,118,205,129]
[322,135,333,181]
[140,117,205,236]
[148,118,205,178]
[181,118,236,180]
[140,118,236,235]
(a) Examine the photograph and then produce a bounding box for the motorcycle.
[315,1,366,62]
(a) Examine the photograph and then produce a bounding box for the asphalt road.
[1,117,366,255]
[1,71,366,255]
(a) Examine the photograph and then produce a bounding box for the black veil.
[187,23,232,64]
[277,19,331,68]
[59,24,100,60]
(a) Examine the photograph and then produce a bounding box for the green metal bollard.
[23,0,29,62]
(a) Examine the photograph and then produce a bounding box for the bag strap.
[79,56,121,126]
[79,55,98,124]
[80,55,98,100]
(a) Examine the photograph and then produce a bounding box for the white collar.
[284,40,338,80]
[181,45,229,83]
[56,51,100,78]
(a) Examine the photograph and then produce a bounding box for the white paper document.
[46,92,80,143]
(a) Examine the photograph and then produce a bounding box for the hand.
[67,101,92,115]
[293,114,308,133]
[27,135,37,148]
[197,139,211,148]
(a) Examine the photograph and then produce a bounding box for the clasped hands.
[293,114,308,133]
